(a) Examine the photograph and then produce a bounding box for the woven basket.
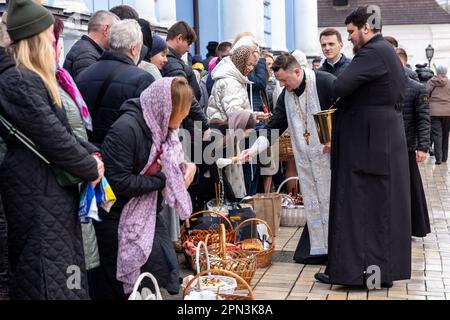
[278,131,294,162]
[183,268,254,300]
[277,177,306,227]
[197,225,257,290]
[181,211,234,271]
[234,218,275,268]
[181,210,234,247]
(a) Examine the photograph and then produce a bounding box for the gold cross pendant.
[304,129,311,145]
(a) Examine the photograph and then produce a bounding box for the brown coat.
[427,75,450,116]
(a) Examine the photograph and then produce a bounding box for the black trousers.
[0,195,9,298]
[409,152,431,237]
[431,116,450,162]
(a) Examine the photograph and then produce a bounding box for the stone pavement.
[168,159,450,300]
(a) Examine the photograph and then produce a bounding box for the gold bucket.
[313,109,337,145]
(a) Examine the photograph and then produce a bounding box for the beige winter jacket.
[427,75,450,117]
[207,57,252,121]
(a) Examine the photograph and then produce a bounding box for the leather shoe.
[314,273,331,284]
[436,161,442,165]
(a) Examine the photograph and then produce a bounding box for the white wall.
[222,0,266,46]
[271,0,287,52]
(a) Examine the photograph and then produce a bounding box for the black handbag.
[228,205,257,242]
[0,113,83,187]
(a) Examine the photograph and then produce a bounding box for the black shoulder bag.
[0,113,83,187]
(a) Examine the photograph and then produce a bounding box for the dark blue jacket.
[319,54,352,77]
[76,50,155,146]
[63,35,104,81]
[247,58,268,112]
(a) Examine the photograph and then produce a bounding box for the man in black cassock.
[315,7,411,288]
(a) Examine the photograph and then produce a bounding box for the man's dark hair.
[217,41,232,57]
[384,36,398,48]
[320,28,343,43]
[272,53,301,73]
[167,21,197,45]
[110,5,139,20]
[312,57,322,64]
[345,6,382,33]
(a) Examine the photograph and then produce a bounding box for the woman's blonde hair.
[171,77,192,122]
[11,29,61,107]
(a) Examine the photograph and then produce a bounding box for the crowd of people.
[1,0,450,300]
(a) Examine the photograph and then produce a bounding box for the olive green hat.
[7,0,55,41]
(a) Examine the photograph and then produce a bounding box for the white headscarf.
[292,50,309,69]
[231,35,259,54]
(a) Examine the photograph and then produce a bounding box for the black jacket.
[76,50,155,146]
[247,58,268,112]
[405,67,420,82]
[0,49,99,300]
[318,54,352,77]
[161,47,202,101]
[400,75,431,152]
[96,98,180,298]
[63,35,104,81]
[101,99,166,220]
[0,133,7,298]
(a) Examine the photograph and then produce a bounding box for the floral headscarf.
[116,77,192,294]
[231,45,255,76]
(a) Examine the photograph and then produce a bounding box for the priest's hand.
[416,151,428,163]
[254,112,271,121]
[323,143,331,155]
[240,149,256,163]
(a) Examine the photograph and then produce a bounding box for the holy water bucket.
[313,109,337,145]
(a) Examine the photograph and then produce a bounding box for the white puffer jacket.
[207,57,252,121]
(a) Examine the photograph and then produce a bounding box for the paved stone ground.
[165,158,450,300]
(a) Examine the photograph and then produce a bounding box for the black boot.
[314,273,331,285]
[381,282,393,289]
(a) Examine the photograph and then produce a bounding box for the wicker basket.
[277,177,306,227]
[181,210,234,247]
[278,131,294,162]
[183,268,255,300]
[234,218,275,268]
[181,211,234,271]
[197,224,257,290]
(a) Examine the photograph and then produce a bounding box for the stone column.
[293,0,320,56]
[135,0,158,26]
[271,0,287,52]
[156,0,177,28]
[222,0,266,47]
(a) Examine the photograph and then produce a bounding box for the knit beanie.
[7,0,55,42]
[151,34,168,57]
